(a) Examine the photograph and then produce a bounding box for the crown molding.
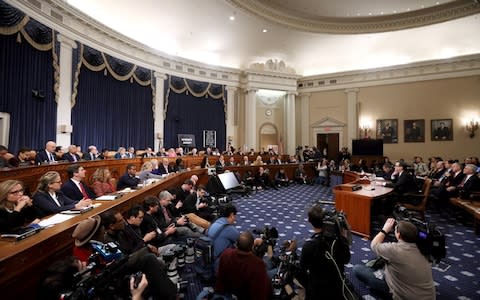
[7,0,242,86]
[298,54,480,92]
[226,0,480,34]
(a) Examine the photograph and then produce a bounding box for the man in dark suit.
[158,158,174,175]
[35,141,57,164]
[457,164,480,199]
[61,164,95,200]
[117,164,140,190]
[62,145,81,162]
[84,145,101,160]
[182,185,213,221]
[386,161,418,196]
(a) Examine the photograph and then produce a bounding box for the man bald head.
[237,231,254,252]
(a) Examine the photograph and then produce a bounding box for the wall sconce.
[359,124,371,139]
[465,119,479,138]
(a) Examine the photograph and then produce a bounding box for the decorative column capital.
[286,91,298,97]
[344,88,359,94]
[299,92,311,98]
[57,34,77,49]
[245,88,258,95]
[154,72,168,81]
[225,86,238,92]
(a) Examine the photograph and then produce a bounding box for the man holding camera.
[353,218,435,299]
[296,205,351,300]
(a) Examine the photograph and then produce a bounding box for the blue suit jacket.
[32,191,78,218]
[62,153,81,162]
[61,179,95,201]
[35,150,55,164]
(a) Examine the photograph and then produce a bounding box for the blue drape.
[0,33,56,153]
[72,65,154,151]
[164,76,226,151]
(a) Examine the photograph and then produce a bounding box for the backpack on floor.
[194,224,229,282]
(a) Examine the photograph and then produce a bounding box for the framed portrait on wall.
[404,119,425,142]
[376,119,398,144]
[431,119,453,141]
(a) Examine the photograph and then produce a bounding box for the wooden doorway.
[317,133,339,161]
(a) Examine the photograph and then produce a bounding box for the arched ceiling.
[66,0,480,76]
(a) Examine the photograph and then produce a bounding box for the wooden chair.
[400,178,432,216]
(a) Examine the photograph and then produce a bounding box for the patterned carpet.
[182,184,480,300]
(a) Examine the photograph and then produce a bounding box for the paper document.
[38,214,75,227]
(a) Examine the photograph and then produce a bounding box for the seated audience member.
[91,168,116,197]
[114,147,128,159]
[457,164,480,199]
[274,168,289,187]
[430,162,463,202]
[158,157,174,175]
[297,205,351,300]
[98,148,110,159]
[33,171,91,217]
[380,163,394,180]
[0,180,38,233]
[9,147,35,167]
[255,166,273,189]
[225,156,236,167]
[156,147,167,157]
[174,179,195,204]
[183,185,214,221]
[215,231,272,300]
[384,161,417,195]
[205,147,213,156]
[413,156,429,177]
[208,204,240,271]
[252,155,265,166]
[155,191,204,239]
[243,170,255,188]
[173,158,188,172]
[62,145,81,162]
[84,145,101,160]
[61,164,95,201]
[200,155,210,168]
[216,155,226,168]
[35,141,57,164]
[0,145,13,168]
[248,148,255,156]
[241,155,250,166]
[176,147,184,156]
[190,147,198,156]
[167,148,177,158]
[288,155,297,163]
[127,147,136,158]
[75,145,83,159]
[429,160,446,181]
[353,218,435,300]
[142,147,155,158]
[295,163,310,184]
[351,158,369,173]
[315,159,329,186]
[138,161,164,182]
[117,164,140,190]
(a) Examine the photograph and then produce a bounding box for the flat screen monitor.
[352,139,383,156]
[217,172,241,190]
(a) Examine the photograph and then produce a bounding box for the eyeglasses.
[52,180,62,184]
[9,189,24,195]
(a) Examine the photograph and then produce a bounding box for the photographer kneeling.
[296,205,351,300]
[352,218,435,300]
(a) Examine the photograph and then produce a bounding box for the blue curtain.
[0,33,56,154]
[72,65,154,151]
[164,76,226,151]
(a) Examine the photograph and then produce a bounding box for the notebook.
[60,205,94,215]
[1,224,43,241]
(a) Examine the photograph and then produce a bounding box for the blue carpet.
[183,184,480,299]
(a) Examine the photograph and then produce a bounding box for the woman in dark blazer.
[32,171,91,218]
[0,180,38,233]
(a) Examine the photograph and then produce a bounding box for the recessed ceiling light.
[262,29,268,33]
[229,16,235,21]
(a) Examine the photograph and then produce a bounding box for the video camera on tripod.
[252,226,279,257]
[271,242,300,299]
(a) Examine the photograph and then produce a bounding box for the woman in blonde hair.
[33,171,91,218]
[91,168,116,197]
[0,180,39,233]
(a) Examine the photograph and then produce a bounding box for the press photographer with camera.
[296,205,351,300]
[352,218,435,300]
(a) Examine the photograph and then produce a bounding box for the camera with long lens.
[252,226,279,257]
[271,243,300,299]
[393,206,446,263]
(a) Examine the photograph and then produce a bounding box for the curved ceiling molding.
[226,0,480,34]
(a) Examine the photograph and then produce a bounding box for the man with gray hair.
[84,145,100,160]
[154,190,204,242]
[457,163,480,199]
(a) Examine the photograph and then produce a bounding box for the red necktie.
[79,182,89,199]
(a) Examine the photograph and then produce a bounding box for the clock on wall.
[265,109,272,117]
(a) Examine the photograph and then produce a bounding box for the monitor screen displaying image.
[217,172,240,190]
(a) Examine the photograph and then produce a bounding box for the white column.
[56,34,77,146]
[244,89,257,150]
[300,93,310,148]
[225,86,237,150]
[345,88,359,151]
[285,92,297,155]
[154,72,168,152]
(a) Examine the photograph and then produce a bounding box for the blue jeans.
[352,264,392,299]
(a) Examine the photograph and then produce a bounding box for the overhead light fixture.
[262,29,268,33]
[229,16,235,21]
